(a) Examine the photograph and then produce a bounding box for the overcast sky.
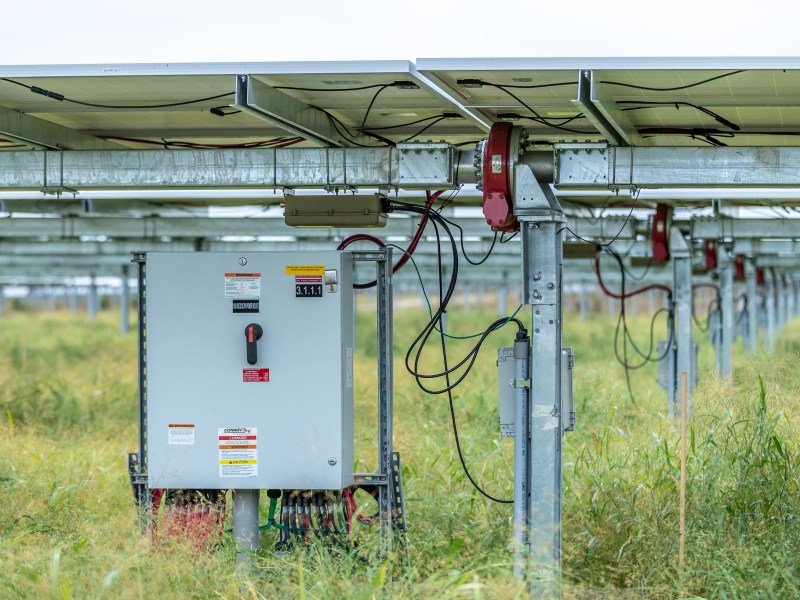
[3,0,800,65]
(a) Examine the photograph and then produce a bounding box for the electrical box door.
[144,251,354,491]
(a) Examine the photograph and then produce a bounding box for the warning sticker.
[285,265,325,276]
[295,275,323,283]
[243,368,270,382]
[219,427,258,477]
[224,273,261,299]
[168,423,195,445]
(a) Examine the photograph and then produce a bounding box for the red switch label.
[242,368,270,382]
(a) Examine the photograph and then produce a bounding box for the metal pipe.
[765,270,776,351]
[718,245,733,378]
[121,265,130,334]
[88,276,98,320]
[672,228,693,418]
[513,330,530,580]
[745,257,758,353]
[232,489,260,564]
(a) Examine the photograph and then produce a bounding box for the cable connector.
[391,81,420,90]
[30,86,64,101]
[457,79,484,88]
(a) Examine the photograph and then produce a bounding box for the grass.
[0,307,800,598]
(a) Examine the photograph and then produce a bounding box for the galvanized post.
[88,276,98,320]
[744,256,758,353]
[787,274,795,321]
[232,489,260,564]
[717,244,733,379]
[521,217,563,593]
[793,275,800,318]
[499,271,509,317]
[671,227,693,418]
[0,285,4,316]
[579,282,589,322]
[765,269,776,352]
[512,153,564,595]
[67,282,78,313]
[775,273,785,332]
[121,265,131,334]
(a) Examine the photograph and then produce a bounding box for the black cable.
[469,82,587,132]
[560,194,639,248]
[364,114,448,132]
[2,78,233,109]
[619,101,740,131]
[500,231,518,243]
[438,215,499,266]
[458,79,575,90]
[311,104,392,148]
[430,215,512,504]
[401,116,446,142]
[600,70,746,92]
[359,85,391,132]
[274,83,389,92]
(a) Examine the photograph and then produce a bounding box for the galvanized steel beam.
[554,145,800,189]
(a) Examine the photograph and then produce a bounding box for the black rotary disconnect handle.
[245,323,263,365]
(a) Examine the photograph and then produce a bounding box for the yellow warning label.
[219,459,258,465]
[285,265,325,276]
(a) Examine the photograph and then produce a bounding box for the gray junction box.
[145,251,354,491]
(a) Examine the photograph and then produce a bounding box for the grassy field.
[1,305,799,599]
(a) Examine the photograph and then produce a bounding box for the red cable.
[594,253,672,299]
[336,190,446,277]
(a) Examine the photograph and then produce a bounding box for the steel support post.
[765,270,776,351]
[775,274,785,332]
[671,227,693,419]
[121,266,131,334]
[787,275,795,321]
[68,283,78,313]
[745,256,758,353]
[0,285,4,316]
[521,216,563,592]
[499,271,509,317]
[232,489,260,564]
[794,276,800,318]
[579,283,589,322]
[717,244,733,379]
[87,277,98,320]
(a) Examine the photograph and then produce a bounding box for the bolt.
[238,257,247,266]
[533,272,542,281]
[328,457,337,466]
[533,290,542,300]
[547,282,555,290]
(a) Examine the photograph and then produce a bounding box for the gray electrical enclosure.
[498,346,575,436]
[145,251,354,491]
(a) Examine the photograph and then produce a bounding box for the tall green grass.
[0,309,799,598]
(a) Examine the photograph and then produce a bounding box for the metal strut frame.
[129,249,407,559]
[352,248,408,559]
[129,252,149,531]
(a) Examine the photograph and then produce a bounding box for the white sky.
[2,0,800,65]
